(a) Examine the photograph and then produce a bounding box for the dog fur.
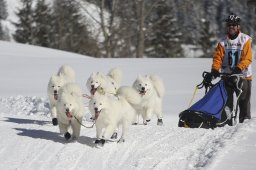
[56,83,84,140]
[86,68,122,96]
[89,86,141,145]
[132,75,165,125]
[47,65,76,125]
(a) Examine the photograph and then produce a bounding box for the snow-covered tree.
[198,19,217,58]
[0,0,8,40]
[51,0,99,56]
[145,0,183,58]
[13,0,34,44]
[33,0,53,47]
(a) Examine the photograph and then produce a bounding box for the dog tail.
[117,86,141,105]
[150,75,165,98]
[108,68,122,85]
[57,65,76,82]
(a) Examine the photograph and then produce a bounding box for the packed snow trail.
[1,96,255,170]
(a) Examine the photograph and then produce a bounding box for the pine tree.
[0,0,8,40]
[33,0,52,47]
[13,0,33,44]
[145,0,183,58]
[198,19,217,58]
[51,0,99,56]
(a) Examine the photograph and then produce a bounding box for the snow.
[0,40,256,170]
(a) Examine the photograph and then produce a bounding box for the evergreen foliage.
[0,0,8,40]
[13,0,33,44]
[5,0,256,57]
[145,0,182,58]
[33,0,52,47]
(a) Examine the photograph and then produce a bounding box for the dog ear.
[137,74,142,79]
[145,75,149,79]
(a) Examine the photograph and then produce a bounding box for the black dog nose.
[54,90,57,94]
[66,108,70,112]
[141,87,145,91]
[91,85,95,88]
[94,108,98,112]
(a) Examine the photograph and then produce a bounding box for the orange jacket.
[211,32,252,80]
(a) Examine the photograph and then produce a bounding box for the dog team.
[47,65,165,146]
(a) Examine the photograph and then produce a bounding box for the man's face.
[227,23,240,36]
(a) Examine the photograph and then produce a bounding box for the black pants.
[224,79,251,123]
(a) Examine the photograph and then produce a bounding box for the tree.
[33,0,53,47]
[13,0,34,44]
[51,0,99,56]
[145,0,183,58]
[198,19,217,58]
[0,0,8,40]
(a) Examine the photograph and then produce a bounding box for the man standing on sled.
[203,13,252,123]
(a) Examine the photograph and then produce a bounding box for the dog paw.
[52,118,58,126]
[117,138,125,143]
[64,132,71,140]
[111,132,118,139]
[157,119,163,126]
[95,139,101,144]
[143,121,147,125]
[95,139,105,144]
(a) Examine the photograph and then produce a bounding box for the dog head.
[89,95,107,120]
[48,74,66,100]
[58,93,79,119]
[86,72,106,95]
[133,75,153,96]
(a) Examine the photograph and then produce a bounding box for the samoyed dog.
[47,65,76,126]
[132,75,165,125]
[86,68,122,96]
[56,83,84,140]
[89,86,141,146]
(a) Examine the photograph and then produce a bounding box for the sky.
[0,41,256,170]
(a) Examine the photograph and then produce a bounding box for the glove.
[232,67,242,74]
[211,69,220,78]
[203,72,214,87]
[203,70,219,87]
[226,76,238,87]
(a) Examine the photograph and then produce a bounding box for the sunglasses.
[227,23,238,27]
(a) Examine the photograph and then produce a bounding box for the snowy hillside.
[0,41,256,170]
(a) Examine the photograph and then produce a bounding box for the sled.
[178,72,243,129]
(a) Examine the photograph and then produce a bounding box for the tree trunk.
[136,0,145,58]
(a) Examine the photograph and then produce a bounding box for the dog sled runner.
[178,72,243,129]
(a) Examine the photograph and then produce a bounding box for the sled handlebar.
[202,71,243,78]
[198,71,243,93]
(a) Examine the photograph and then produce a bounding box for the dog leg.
[58,121,69,134]
[51,106,58,125]
[103,125,116,139]
[118,121,128,143]
[145,108,153,122]
[132,114,140,125]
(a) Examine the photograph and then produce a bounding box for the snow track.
[0,96,254,170]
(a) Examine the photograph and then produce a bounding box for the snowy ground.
[0,41,255,170]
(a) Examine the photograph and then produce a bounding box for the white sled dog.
[89,86,141,146]
[86,68,122,96]
[47,65,76,126]
[132,75,165,125]
[56,83,84,140]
